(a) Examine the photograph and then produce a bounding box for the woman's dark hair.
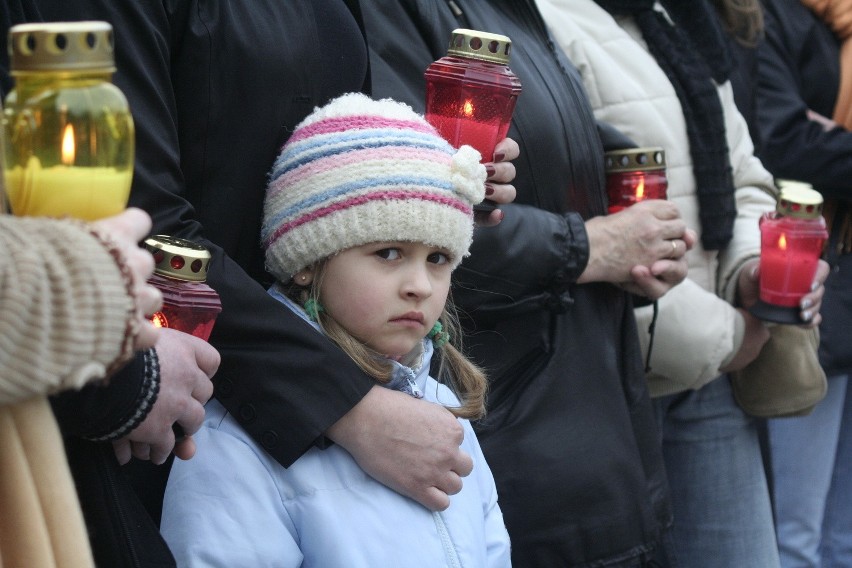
[711,0,764,47]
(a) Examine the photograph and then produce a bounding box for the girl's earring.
[428,321,450,349]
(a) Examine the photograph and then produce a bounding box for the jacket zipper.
[432,511,463,568]
[445,0,471,28]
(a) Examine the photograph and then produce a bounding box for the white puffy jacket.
[538,0,777,396]
[161,291,511,567]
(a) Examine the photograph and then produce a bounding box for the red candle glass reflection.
[750,184,827,324]
[144,235,221,341]
[605,148,668,214]
[424,28,522,162]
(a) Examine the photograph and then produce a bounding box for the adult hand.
[735,259,762,310]
[476,137,519,227]
[111,328,219,465]
[326,386,473,511]
[806,108,838,131]
[719,308,771,373]
[91,207,162,351]
[625,227,698,299]
[579,200,690,286]
[720,259,769,373]
[738,258,829,327]
[798,259,830,327]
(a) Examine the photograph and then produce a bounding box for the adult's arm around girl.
[23,0,475,510]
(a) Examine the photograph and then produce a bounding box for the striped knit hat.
[261,92,486,281]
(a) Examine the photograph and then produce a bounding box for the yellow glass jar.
[2,21,134,220]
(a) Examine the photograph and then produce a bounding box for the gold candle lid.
[604,147,666,173]
[144,235,212,282]
[447,29,512,65]
[776,180,824,219]
[8,21,116,74]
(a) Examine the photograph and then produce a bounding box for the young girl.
[160,93,511,567]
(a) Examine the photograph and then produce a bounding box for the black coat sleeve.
[50,352,150,439]
[453,206,589,325]
[26,0,375,466]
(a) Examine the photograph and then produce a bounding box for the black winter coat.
[756,0,852,199]
[11,0,376,467]
[3,0,374,565]
[363,1,671,566]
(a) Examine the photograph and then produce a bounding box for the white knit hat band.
[264,197,474,281]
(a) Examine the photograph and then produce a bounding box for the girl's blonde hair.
[284,259,487,420]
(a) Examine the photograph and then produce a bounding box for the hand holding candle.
[91,208,163,351]
[424,29,522,213]
[477,137,519,226]
[605,147,668,214]
[751,182,829,324]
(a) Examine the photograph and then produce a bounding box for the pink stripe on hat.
[289,115,438,144]
[268,146,453,198]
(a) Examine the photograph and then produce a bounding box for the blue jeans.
[769,374,848,568]
[653,376,780,568]
[823,375,852,567]
[768,375,852,568]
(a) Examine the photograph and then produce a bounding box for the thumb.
[173,436,197,461]
[738,262,761,308]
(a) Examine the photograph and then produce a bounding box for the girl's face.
[317,241,453,359]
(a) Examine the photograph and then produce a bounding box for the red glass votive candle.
[605,147,668,214]
[750,183,827,324]
[424,28,522,163]
[144,235,221,341]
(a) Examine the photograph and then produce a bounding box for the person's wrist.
[325,385,380,450]
[576,215,604,284]
[86,222,140,376]
[85,348,160,442]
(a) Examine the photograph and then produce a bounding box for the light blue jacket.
[161,290,511,567]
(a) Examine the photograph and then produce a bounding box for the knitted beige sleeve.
[0,215,137,405]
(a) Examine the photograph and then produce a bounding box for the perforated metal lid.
[604,147,666,173]
[776,181,824,219]
[446,29,512,65]
[8,21,115,74]
[144,235,212,282]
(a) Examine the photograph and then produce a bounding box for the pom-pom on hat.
[261,92,486,281]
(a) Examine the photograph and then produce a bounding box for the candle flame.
[778,234,787,251]
[462,99,474,117]
[635,177,645,199]
[61,124,75,165]
[150,312,169,329]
